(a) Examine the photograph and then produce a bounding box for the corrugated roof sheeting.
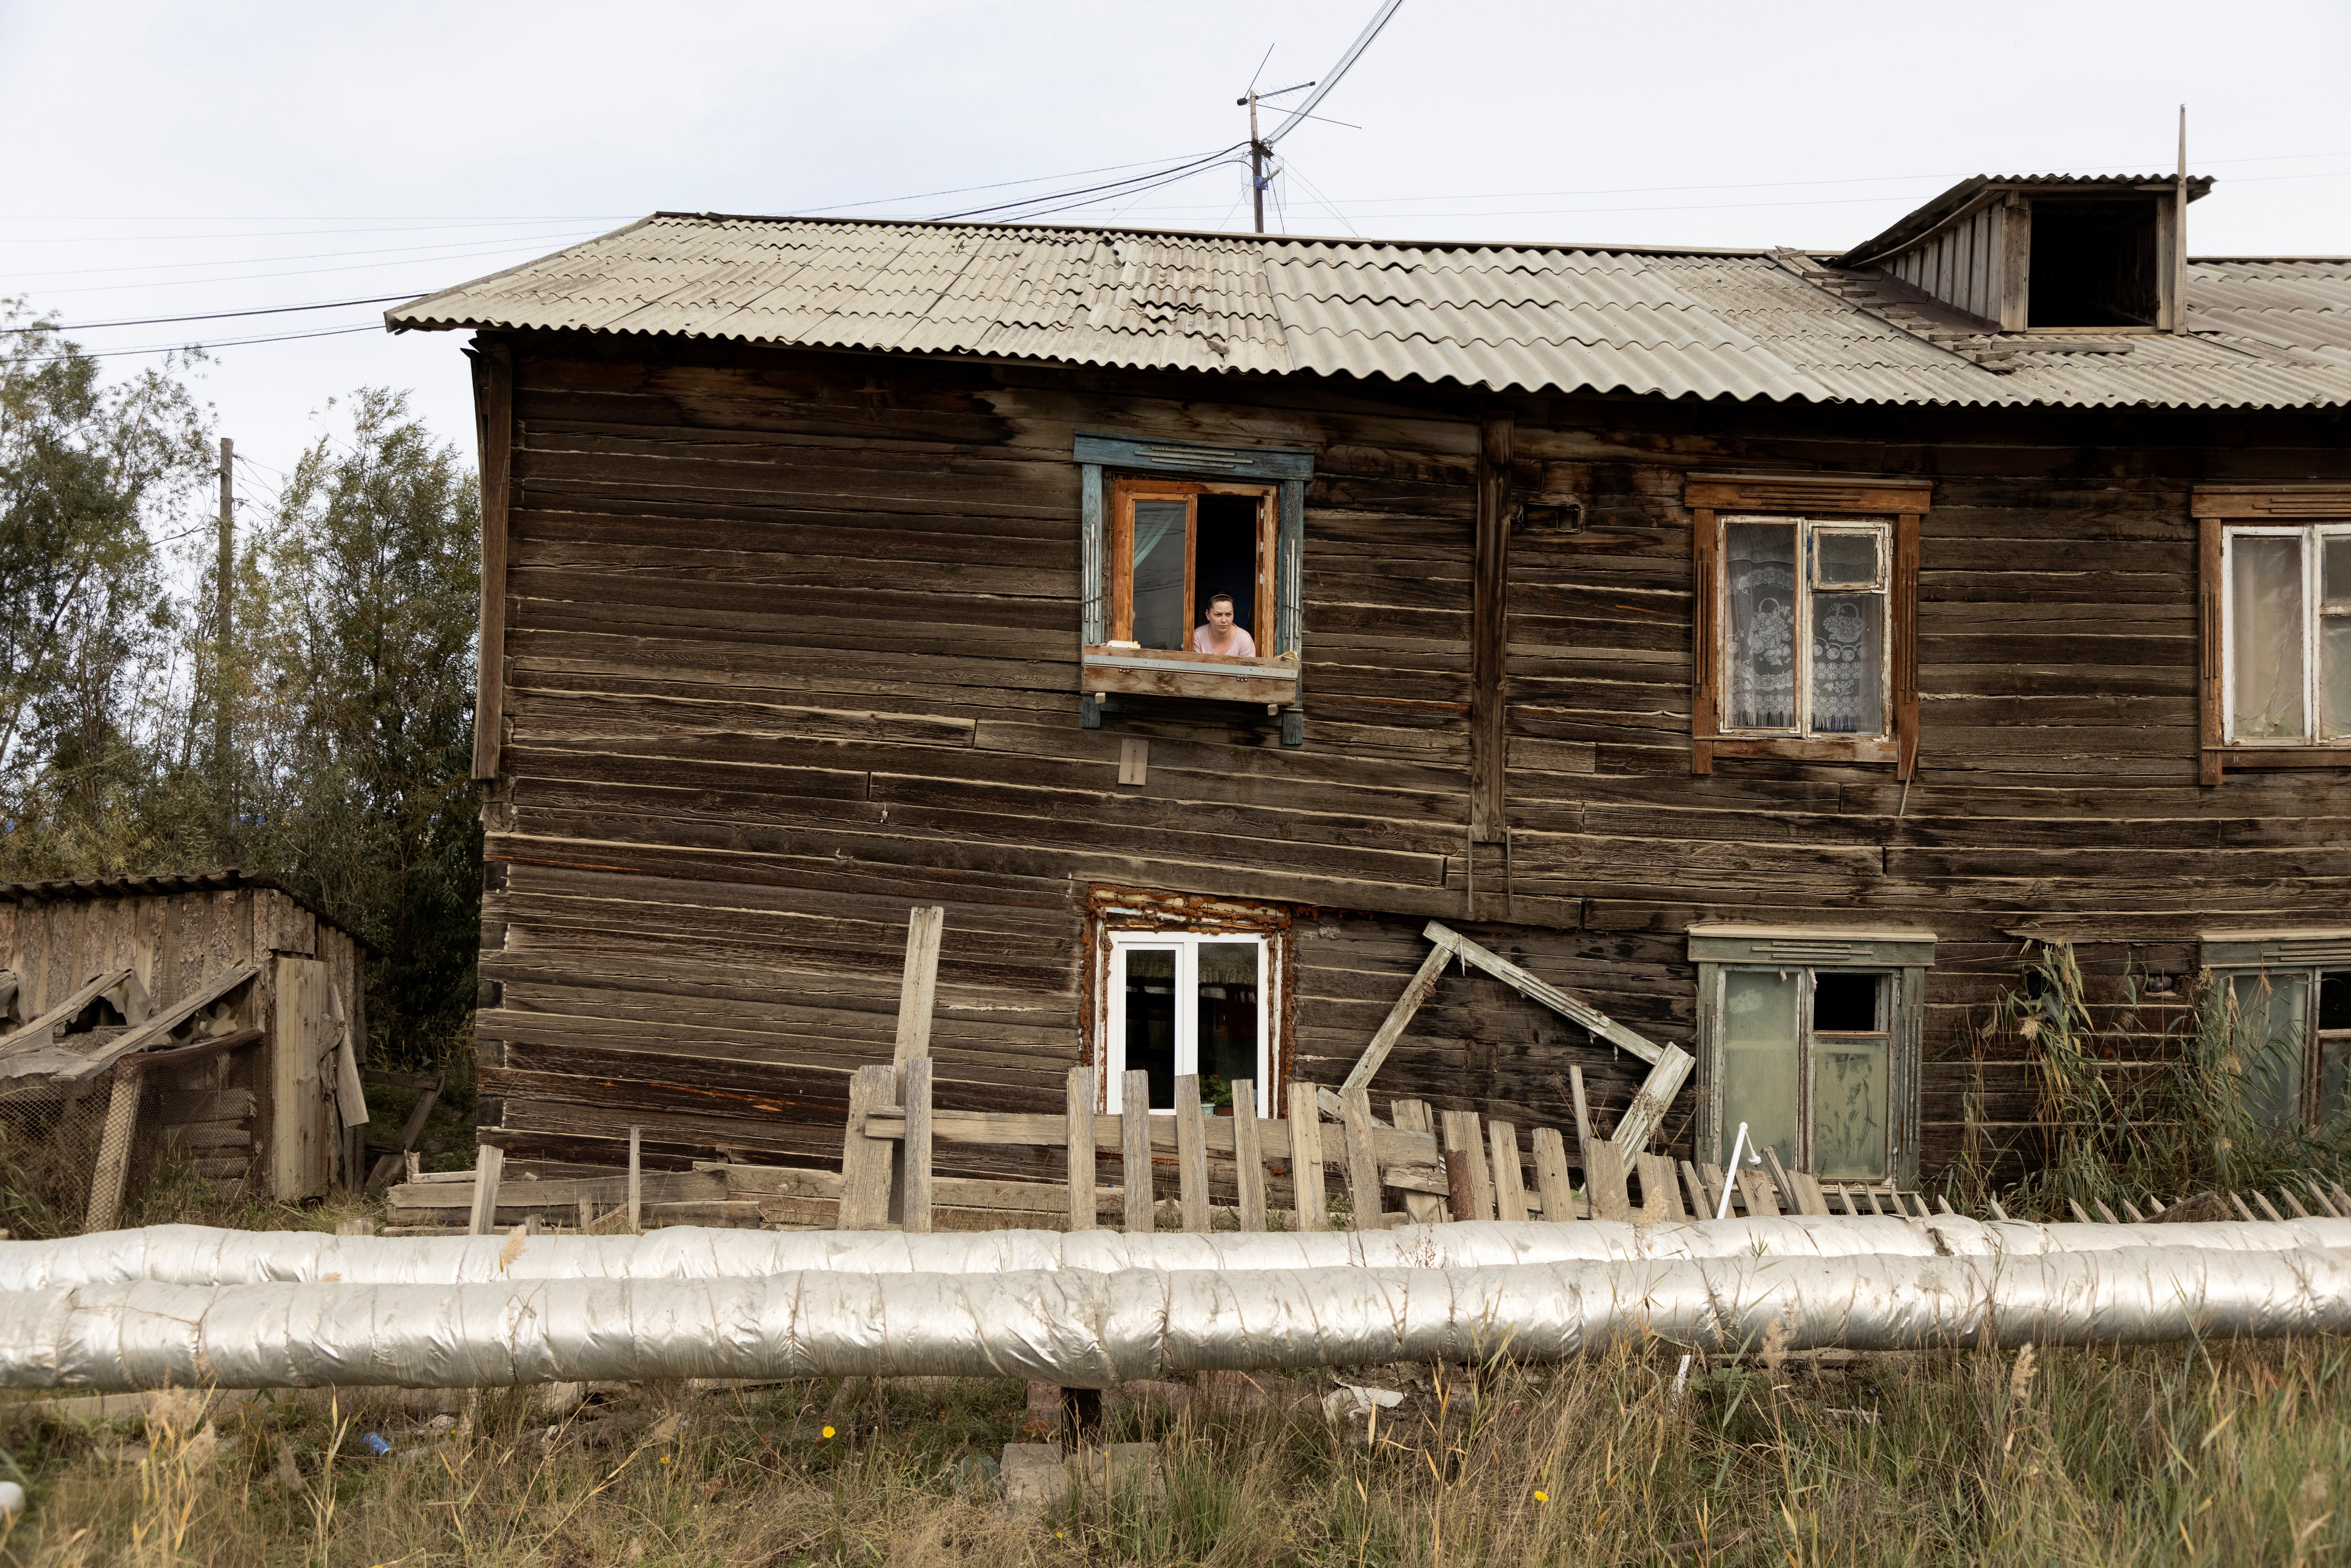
[389,215,2351,409]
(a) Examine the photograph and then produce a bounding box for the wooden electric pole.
[216,436,234,827]
[1246,89,1266,234]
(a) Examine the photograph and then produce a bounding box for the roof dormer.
[1833,174,2212,332]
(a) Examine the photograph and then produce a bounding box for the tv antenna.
[1236,0,1406,234]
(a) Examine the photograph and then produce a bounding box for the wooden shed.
[387,169,2351,1201]
[0,871,367,1228]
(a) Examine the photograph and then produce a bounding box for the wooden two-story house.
[389,169,2351,1193]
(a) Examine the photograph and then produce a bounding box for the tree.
[0,302,214,871]
[242,389,482,1064]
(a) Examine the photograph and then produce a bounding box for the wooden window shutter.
[1690,507,1718,775]
[2199,515,2224,786]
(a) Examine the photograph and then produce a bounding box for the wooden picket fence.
[832,1060,1937,1234]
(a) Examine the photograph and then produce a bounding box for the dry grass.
[4,1334,2349,1566]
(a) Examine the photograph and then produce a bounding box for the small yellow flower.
[822,1425,836,1439]
[658,1455,670,1465]
[1534,1490,1550,1504]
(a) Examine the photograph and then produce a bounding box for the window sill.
[2207,745,2351,771]
[1082,646,1299,708]
[1704,735,1898,766]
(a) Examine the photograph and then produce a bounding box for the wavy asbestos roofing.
[386,213,2351,409]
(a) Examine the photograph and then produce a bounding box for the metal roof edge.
[385,215,662,330]
[0,869,366,949]
[633,208,1790,259]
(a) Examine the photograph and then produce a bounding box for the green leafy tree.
[241,389,481,1064]
[0,302,213,870]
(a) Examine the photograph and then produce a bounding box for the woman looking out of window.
[1193,593,1256,656]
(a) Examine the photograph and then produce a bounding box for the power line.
[0,216,639,244]
[931,145,1250,221]
[1262,0,1405,150]
[2,293,423,334]
[13,323,382,365]
[21,231,610,299]
[2,224,609,284]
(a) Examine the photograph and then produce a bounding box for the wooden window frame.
[1686,474,1929,777]
[1082,886,1295,1116]
[2193,487,2351,785]
[1075,433,1311,744]
[1688,923,1935,1189]
[1107,476,1279,652]
[2201,930,2351,1129]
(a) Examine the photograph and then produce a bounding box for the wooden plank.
[56,964,259,1083]
[889,906,945,1066]
[1488,1120,1529,1221]
[366,1074,443,1195]
[1568,1066,1596,1177]
[1585,1142,1632,1222]
[1438,1110,1478,1221]
[1122,1071,1154,1234]
[1287,1081,1325,1231]
[1340,1085,1382,1230]
[1231,1079,1266,1231]
[1736,1169,1782,1219]
[272,956,326,1202]
[898,1057,933,1233]
[1690,505,1717,775]
[1759,1148,1805,1215]
[2252,1191,2287,1224]
[836,1064,896,1230]
[1174,1074,1210,1234]
[1422,922,1663,1065]
[1470,411,1512,842]
[472,338,514,782]
[468,1144,505,1237]
[1790,1171,1830,1217]
[628,1125,643,1232]
[1611,1046,1693,1154]
[1680,1160,1714,1219]
[1894,511,1921,781]
[1532,1126,1575,1222]
[858,1108,1438,1166]
[1634,1152,1684,1221]
[1389,1100,1447,1224]
[83,1061,144,1232]
[1065,1066,1096,1231]
[0,968,133,1064]
[1337,941,1451,1095]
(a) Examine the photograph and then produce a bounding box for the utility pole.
[215,436,234,829]
[1246,89,1266,234]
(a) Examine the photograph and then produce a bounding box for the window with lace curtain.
[1686,474,1927,777]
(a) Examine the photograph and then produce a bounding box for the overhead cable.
[1262,0,1406,149]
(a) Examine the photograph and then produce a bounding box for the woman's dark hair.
[1206,593,1236,610]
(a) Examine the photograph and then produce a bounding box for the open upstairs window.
[1686,475,1929,776]
[1074,434,1311,744]
[2194,489,2351,783]
[1112,478,1275,657]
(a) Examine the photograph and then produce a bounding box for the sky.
[2,0,2348,527]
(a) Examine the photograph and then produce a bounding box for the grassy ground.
[4,1333,2349,1566]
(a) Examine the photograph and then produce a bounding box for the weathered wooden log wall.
[473,329,2351,1186]
[0,882,366,1197]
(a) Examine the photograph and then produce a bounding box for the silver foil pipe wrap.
[7,1217,2351,1291]
[5,1245,2351,1392]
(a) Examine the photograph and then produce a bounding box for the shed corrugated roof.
[387,214,2351,410]
[0,869,356,940]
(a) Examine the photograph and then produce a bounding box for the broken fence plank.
[1759,1147,1804,1215]
[1532,1126,1576,1223]
[1065,1066,1097,1232]
[468,1145,505,1237]
[1287,1081,1326,1231]
[1339,1085,1382,1231]
[1610,1045,1693,1153]
[1489,1121,1529,1222]
[1232,1078,1267,1231]
[1421,921,1662,1065]
[889,907,945,1067]
[1586,1142,1632,1222]
[1679,1159,1713,1219]
[1122,1071,1154,1235]
[1388,1100,1447,1224]
[1174,1075,1211,1234]
[1568,1066,1597,1181]
[899,1057,933,1234]
[837,1065,897,1231]
[1338,941,1453,1095]
[1635,1152,1683,1221]
[1735,1168,1781,1219]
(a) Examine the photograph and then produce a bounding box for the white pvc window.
[2223,525,2351,745]
[1103,931,1271,1116]
[1719,515,1892,739]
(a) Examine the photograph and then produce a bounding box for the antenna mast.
[2174,105,2189,335]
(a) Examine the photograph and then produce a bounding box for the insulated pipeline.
[4,1246,2349,1392]
[7,1217,2350,1291]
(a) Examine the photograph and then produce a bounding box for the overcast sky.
[3,0,2347,524]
